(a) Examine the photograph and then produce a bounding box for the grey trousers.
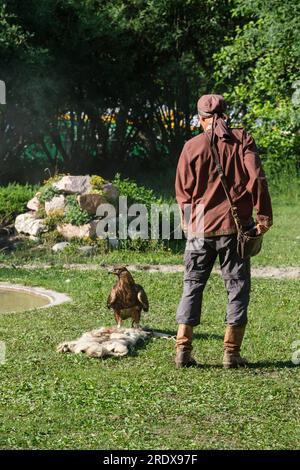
[176,235,251,327]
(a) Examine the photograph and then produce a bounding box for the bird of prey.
[107,266,149,328]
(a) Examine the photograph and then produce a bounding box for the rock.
[78,245,97,256]
[15,213,47,236]
[45,195,66,215]
[57,221,98,240]
[77,193,106,215]
[53,175,91,194]
[52,242,70,252]
[29,235,40,243]
[27,196,41,211]
[102,183,119,201]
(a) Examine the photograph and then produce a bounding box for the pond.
[0,289,50,313]
[0,283,71,314]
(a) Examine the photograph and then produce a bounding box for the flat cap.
[197,94,227,116]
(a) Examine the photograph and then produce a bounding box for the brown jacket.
[175,128,273,236]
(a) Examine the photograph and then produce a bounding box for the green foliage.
[35,207,47,219]
[63,195,91,226]
[119,238,167,253]
[214,0,300,174]
[111,175,178,246]
[0,0,235,181]
[94,237,109,253]
[38,185,60,204]
[0,2,56,184]
[0,4,30,51]
[38,177,91,227]
[1,0,299,180]
[269,174,300,206]
[41,229,64,245]
[0,183,36,226]
[90,175,107,194]
[112,173,161,209]
[44,209,65,231]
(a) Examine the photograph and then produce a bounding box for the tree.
[1,0,235,183]
[214,0,300,174]
[0,3,39,183]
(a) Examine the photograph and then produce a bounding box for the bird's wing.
[107,288,117,309]
[135,284,149,312]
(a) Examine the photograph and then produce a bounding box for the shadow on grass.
[248,360,299,369]
[126,328,223,360]
[174,361,299,370]
[144,327,223,341]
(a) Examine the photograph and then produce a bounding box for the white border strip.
[0,282,71,312]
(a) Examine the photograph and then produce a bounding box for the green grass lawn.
[0,267,299,449]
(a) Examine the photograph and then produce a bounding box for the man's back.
[175,128,273,236]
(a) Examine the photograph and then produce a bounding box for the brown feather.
[107,267,149,326]
[136,285,149,311]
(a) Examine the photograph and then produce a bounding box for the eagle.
[107,266,149,328]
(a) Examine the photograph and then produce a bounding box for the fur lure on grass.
[57,326,152,358]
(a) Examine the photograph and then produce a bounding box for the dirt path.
[126,265,300,279]
[1,263,300,279]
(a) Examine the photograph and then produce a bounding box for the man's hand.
[256,223,269,235]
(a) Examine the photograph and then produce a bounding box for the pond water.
[0,288,50,314]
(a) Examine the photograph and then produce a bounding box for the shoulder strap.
[205,131,242,232]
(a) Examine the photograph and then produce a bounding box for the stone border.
[0,282,71,312]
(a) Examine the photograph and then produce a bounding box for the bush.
[44,209,65,230]
[37,175,64,203]
[90,175,107,194]
[119,238,167,252]
[0,183,36,226]
[112,173,161,210]
[38,185,60,204]
[64,195,91,226]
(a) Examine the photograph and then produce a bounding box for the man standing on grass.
[175,94,273,369]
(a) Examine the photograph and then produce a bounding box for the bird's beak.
[108,269,117,275]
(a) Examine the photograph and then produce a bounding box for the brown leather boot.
[175,324,199,368]
[223,325,248,369]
